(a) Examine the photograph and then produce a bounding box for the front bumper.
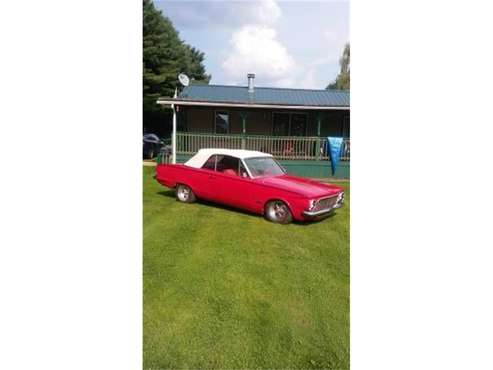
[302,208,334,217]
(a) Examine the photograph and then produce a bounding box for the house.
[157,74,350,178]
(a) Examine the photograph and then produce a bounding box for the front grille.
[313,196,338,212]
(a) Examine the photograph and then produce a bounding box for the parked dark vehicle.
[143,134,164,159]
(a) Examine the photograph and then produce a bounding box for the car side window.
[216,155,240,176]
[239,161,249,178]
[202,155,216,171]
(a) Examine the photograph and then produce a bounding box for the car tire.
[265,200,293,224]
[176,184,196,203]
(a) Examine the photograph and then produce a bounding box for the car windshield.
[244,157,286,178]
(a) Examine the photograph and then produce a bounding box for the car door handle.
[209,175,216,180]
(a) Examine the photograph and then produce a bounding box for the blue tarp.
[326,137,344,175]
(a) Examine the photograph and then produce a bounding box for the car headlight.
[308,199,317,211]
[337,192,345,203]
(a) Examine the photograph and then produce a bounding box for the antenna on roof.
[178,73,190,87]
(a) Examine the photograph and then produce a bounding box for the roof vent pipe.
[247,73,255,93]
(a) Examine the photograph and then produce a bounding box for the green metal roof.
[178,84,349,107]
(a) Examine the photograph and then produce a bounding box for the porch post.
[316,112,322,161]
[171,88,177,164]
[239,111,247,149]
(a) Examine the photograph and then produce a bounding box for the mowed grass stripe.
[143,166,349,369]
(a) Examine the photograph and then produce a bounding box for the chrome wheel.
[176,184,196,203]
[265,200,292,224]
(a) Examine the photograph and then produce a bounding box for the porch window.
[273,113,289,136]
[290,113,307,136]
[272,112,307,136]
[215,111,229,134]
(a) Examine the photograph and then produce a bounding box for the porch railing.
[176,132,350,161]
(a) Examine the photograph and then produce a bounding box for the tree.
[327,43,350,90]
[143,0,209,134]
[183,45,211,83]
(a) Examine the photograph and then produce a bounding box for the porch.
[176,132,350,161]
[172,132,350,179]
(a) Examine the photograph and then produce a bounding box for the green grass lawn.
[143,166,349,369]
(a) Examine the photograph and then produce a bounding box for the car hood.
[256,175,343,198]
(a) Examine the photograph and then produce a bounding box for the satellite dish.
[178,73,190,87]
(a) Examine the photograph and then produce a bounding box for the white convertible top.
[184,148,272,168]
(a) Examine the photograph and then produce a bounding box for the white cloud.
[159,0,349,89]
[251,0,281,25]
[157,0,281,29]
[321,28,349,64]
[299,68,317,89]
[219,0,343,89]
[221,25,297,87]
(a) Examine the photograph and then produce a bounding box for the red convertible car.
[155,149,344,224]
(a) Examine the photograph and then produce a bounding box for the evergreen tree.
[183,45,211,83]
[327,43,350,90]
[143,0,209,134]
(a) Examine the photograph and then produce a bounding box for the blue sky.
[154,0,349,89]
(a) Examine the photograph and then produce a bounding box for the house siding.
[186,107,214,132]
[182,106,349,137]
